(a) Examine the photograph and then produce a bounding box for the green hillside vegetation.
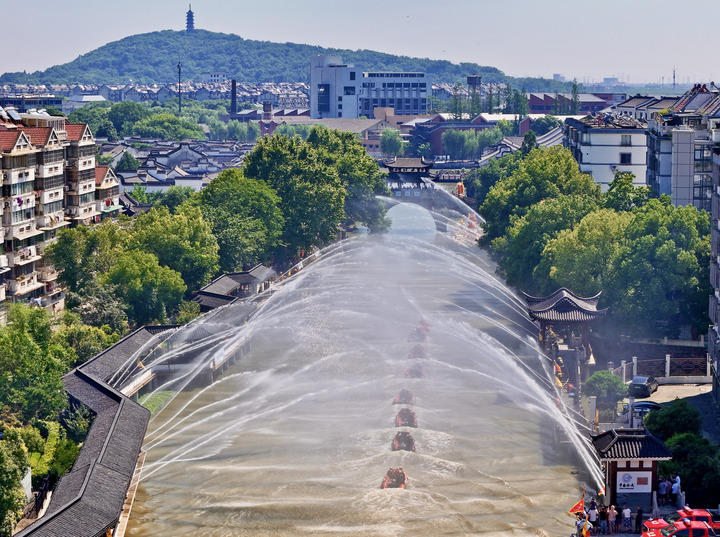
[0,29,570,91]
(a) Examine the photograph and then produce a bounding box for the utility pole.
[177,61,182,115]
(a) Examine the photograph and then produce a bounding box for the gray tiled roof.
[524,288,607,323]
[592,428,672,460]
[16,334,156,537]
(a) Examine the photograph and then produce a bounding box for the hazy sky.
[3,0,718,86]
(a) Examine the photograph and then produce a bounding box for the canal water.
[126,204,589,537]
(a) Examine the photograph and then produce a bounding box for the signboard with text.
[616,471,652,493]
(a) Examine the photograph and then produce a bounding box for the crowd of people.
[575,498,645,536]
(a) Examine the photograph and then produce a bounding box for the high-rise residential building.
[310,55,427,119]
[0,107,100,319]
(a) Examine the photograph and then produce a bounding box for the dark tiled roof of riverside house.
[15,327,177,537]
[193,290,238,310]
[523,287,608,323]
[591,428,672,460]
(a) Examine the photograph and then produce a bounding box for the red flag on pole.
[568,486,585,515]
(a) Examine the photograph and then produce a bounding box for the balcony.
[41,288,65,308]
[8,245,41,267]
[38,267,58,282]
[4,222,43,241]
[37,213,70,230]
[8,273,43,296]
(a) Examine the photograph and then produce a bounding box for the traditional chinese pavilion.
[591,428,671,511]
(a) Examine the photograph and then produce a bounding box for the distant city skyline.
[3,0,719,87]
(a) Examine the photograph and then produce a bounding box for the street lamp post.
[178,61,182,115]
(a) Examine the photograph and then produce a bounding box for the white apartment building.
[310,55,427,119]
[645,87,720,211]
[564,115,648,190]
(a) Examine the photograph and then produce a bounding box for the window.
[338,96,342,102]
[317,84,330,112]
[344,86,355,96]
[350,72,355,81]
[621,134,632,146]
[620,153,632,165]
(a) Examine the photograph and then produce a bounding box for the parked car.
[628,376,659,398]
[642,519,717,537]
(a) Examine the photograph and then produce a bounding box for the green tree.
[496,119,515,137]
[94,119,118,141]
[187,168,284,271]
[51,320,117,368]
[533,209,631,297]
[604,172,652,212]
[583,370,627,405]
[0,429,29,537]
[153,185,195,214]
[531,115,561,136]
[465,151,523,206]
[128,206,220,293]
[608,198,711,337]
[0,305,68,422]
[68,102,112,135]
[132,112,206,141]
[102,250,186,326]
[661,433,720,490]
[480,146,600,242]
[44,222,127,293]
[115,151,140,172]
[441,129,469,160]
[380,128,405,157]
[242,133,346,260]
[570,79,580,115]
[305,127,389,232]
[449,84,465,120]
[520,131,538,154]
[108,100,150,135]
[645,399,702,439]
[494,194,601,291]
[69,280,128,334]
[416,142,433,159]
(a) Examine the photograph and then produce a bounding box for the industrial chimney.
[231,79,237,116]
[262,101,272,122]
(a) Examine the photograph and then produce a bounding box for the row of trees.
[69,100,208,142]
[471,146,710,338]
[0,305,113,535]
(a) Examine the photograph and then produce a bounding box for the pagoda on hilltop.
[186,4,195,32]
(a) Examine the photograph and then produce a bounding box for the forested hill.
[0,29,568,91]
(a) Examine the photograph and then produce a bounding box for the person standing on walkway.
[607,505,617,534]
[588,504,598,531]
[635,506,644,534]
[658,477,667,506]
[598,505,608,534]
[622,505,631,533]
[671,478,680,506]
